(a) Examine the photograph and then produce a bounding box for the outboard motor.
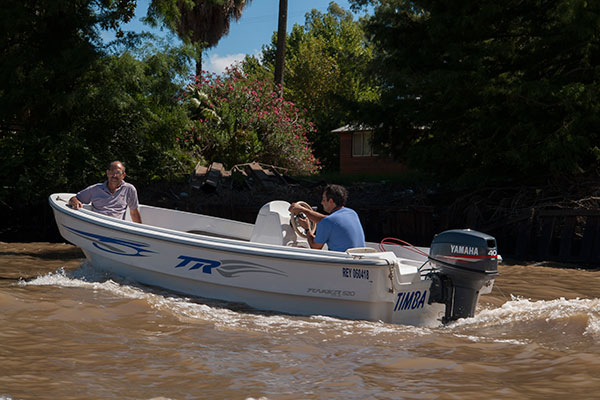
[427,229,498,323]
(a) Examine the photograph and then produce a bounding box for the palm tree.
[148,0,252,75]
[274,0,287,94]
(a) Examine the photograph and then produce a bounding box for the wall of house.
[339,132,407,175]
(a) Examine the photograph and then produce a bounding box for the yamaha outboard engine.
[427,229,498,323]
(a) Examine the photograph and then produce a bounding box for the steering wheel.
[290,201,317,238]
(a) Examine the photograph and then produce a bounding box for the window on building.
[352,131,378,157]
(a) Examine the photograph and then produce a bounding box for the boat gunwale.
[49,193,391,267]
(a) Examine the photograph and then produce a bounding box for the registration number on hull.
[342,267,369,280]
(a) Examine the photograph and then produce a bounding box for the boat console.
[250,201,304,246]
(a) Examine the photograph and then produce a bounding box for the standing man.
[289,184,365,252]
[69,160,142,223]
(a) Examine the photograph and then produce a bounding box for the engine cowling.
[427,229,498,323]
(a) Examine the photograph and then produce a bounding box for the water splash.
[584,314,600,338]
[445,295,600,348]
[20,264,431,338]
[457,295,600,327]
[22,264,600,346]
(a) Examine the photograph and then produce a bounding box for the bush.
[179,67,321,175]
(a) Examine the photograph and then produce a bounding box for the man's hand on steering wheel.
[296,213,309,229]
[289,201,317,238]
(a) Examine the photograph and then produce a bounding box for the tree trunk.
[195,51,203,77]
[274,0,288,95]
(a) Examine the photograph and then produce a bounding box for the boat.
[49,193,499,326]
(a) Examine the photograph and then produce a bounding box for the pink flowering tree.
[179,67,321,175]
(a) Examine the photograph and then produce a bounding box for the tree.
[1,0,136,135]
[353,0,600,183]
[1,0,197,240]
[1,0,195,204]
[1,45,193,201]
[274,0,288,92]
[146,0,252,75]
[250,2,380,170]
[1,0,136,201]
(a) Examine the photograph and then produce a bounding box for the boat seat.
[250,201,297,246]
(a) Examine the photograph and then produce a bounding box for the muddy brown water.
[1,242,599,399]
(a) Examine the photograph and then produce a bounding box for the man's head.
[106,161,126,187]
[321,184,348,213]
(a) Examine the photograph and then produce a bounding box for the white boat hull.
[49,193,481,326]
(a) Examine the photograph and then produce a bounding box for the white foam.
[584,314,600,338]
[20,264,434,337]
[448,295,600,326]
[21,262,110,288]
[451,333,528,345]
[24,265,599,341]
[444,295,600,346]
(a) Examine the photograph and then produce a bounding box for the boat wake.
[20,263,431,337]
[446,295,600,348]
[21,263,600,346]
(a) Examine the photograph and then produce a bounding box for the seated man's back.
[314,207,365,252]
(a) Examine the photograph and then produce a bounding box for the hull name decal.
[175,256,221,273]
[175,256,288,278]
[394,290,427,312]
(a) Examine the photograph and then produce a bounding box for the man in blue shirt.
[289,184,365,252]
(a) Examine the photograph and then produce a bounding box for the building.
[333,125,406,175]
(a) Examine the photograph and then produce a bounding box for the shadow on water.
[0,242,84,280]
[0,246,84,260]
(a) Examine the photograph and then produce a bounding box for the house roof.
[330,124,373,133]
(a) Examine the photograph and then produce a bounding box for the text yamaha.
[450,244,479,255]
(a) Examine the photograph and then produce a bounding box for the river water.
[1,242,599,400]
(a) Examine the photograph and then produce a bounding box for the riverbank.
[2,174,599,266]
[134,175,600,266]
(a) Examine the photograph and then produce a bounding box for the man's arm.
[305,229,324,250]
[288,202,326,224]
[295,214,325,250]
[130,208,142,223]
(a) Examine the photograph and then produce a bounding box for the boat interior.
[130,200,306,247]
[62,196,426,264]
[53,194,428,281]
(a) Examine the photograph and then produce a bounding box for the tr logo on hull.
[175,255,221,273]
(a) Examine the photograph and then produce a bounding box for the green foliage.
[180,68,321,174]
[355,0,600,183]
[1,25,195,205]
[249,2,380,171]
[1,0,135,133]
[1,0,146,204]
[70,48,194,183]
